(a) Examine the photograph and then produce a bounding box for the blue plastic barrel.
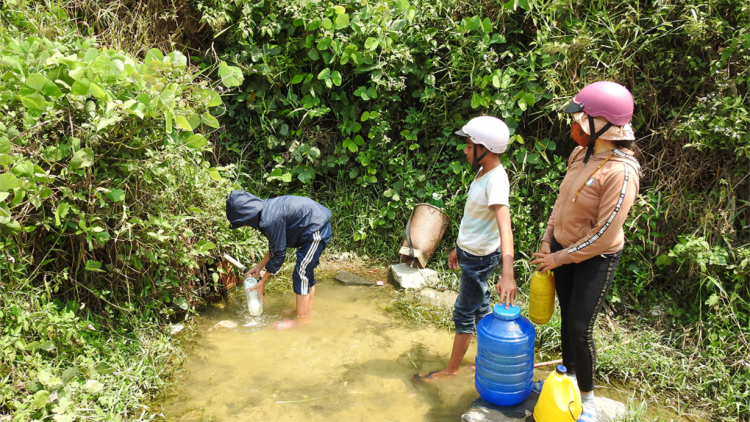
[475,303,536,406]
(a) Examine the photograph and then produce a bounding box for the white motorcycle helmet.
[455,116,510,166]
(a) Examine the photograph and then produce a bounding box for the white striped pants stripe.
[298,231,322,295]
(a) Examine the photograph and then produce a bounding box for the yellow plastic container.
[533,365,582,422]
[528,271,555,324]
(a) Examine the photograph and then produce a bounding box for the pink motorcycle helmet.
[564,81,634,163]
[563,81,634,124]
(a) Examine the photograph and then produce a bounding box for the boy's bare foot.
[411,370,459,383]
[273,319,297,330]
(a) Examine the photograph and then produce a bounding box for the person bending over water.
[226,190,332,330]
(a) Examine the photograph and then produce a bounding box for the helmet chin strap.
[473,143,491,169]
[583,117,613,165]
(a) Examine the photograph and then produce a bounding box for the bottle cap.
[556,365,567,375]
[492,303,520,320]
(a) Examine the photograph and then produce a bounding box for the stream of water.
[152,277,708,422]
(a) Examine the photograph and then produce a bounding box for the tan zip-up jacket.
[542,146,641,266]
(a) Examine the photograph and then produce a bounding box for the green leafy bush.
[0,8,261,419]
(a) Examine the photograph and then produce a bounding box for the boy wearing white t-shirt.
[413,116,517,383]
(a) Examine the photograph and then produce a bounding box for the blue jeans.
[453,246,501,334]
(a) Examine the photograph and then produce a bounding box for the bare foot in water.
[273,319,297,330]
[411,370,459,383]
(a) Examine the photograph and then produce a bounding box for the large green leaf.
[61,368,78,385]
[297,166,315,183]
[25,73,48,91]
[83,380,104,393]
[42,82,63,98]
[208,168,222,181]
[331,71,342,86]
[218,61,244,88]
[0,173,20,191]
[32,390,49,409]
[106,189,125,202]
[0,217,22,235]
[168,51,187,67]
[20,94,46,110]
[201,112,220,128]
[335,14,350,30]
[68,67,85,81]
[185,134,208,149]
[11,161,33,177]
[203,89,222,107]
[82,48,98,64]
[144,48,164,65]
[175,115,194,132]
[70,148,95,170]
[175,297,189,310]
[94,362,116,375]
[85,260,105,272]
[195,240,216,253]
[365,38,379,51]
[317,68,331,80]
[0,137,10,154]
[187,114,201,130]
[88,83,107,100]
[71,79,90,96]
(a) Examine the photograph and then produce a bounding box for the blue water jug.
[475,303,536,406]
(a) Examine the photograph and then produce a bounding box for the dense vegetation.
[1,0,748,420]
[0,2,262,419]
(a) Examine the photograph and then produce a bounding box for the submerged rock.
[208,320,238,332]
[335,271,375,286]
[462,395,626,422]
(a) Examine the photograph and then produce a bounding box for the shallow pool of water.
[153,275,709,422]
[155,280,481,422]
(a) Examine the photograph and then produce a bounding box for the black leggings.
[551,238,622,393]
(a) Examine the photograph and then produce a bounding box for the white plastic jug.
[243,276,263,316]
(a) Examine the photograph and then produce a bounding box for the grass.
[0,288,184,421]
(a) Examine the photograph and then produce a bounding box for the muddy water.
[157,280,479,422]
[155,278,707,422]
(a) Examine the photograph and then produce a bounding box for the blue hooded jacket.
[226,190,331,274]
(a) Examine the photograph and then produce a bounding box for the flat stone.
[335,271,375,286]
[462,394,626,422]
[390,263,438,290]
[419,288,458,308]
[208,320,237,332]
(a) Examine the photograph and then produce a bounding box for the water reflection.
[155,280,479,422]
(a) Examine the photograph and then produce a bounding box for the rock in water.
[335,271,375,286]
[462,395,626,422]
[209,320,238,332]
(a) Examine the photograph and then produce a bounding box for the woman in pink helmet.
[531,81,641,422]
